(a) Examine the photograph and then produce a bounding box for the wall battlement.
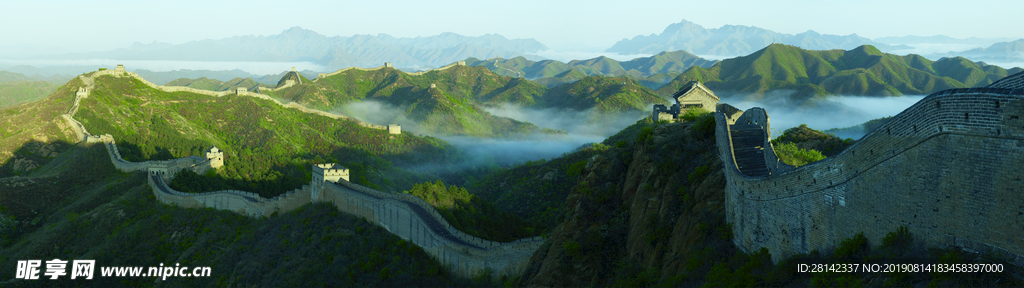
[715,81,1024,266]
[57,67,544,279]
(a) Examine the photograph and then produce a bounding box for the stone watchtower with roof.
[206,146,224,168]
[652,81,720,121]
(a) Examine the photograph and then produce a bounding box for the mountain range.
[656,44,1023,102]
[464,50,717,88]
[874,35,1017,46]
[37,27,548,71]
[607,19,910,56]
[264,65,667,137]
[152,44,1020,138]
[929,39,1024,62]
[0,71,62,108]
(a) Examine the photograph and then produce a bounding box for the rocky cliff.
[517,117,736,286]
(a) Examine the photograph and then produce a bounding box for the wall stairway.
[729,124,770,177]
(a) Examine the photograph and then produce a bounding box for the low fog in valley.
[725,92,925,139]
[337,93,924,169]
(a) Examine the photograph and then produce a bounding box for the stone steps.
[730,125,770,177]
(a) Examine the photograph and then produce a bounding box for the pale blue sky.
[3,0,1022,55]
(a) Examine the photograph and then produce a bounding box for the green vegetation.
[0,79,79,177]
[656,44,1024,102]
[771,124,854,166]
[772,142,826,166]
[468,143,609,234]
[0,80,61,108]
[404,181,538,241]
[824,116,893,138]
[544,76,669,114]
[75,75,458,197]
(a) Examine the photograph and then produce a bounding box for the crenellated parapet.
[716,81,1024,266]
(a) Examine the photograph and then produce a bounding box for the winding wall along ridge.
[60,67,544,279]
[313,61,466,81]
[715,81,1024,266]
[80,68,396,133]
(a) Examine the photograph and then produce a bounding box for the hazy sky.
[3,0,1023,55]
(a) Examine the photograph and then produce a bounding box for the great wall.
[59,64,544,279]
[55,61,1024,279]
[715,71,1024,266]
[313,61,467,80]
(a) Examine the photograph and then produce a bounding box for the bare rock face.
[518,121,731,287]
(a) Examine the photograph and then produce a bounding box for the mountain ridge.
[607,19,909,56]
[36,27,549,72]
[655,44,1024,102]
[465,50,717,88]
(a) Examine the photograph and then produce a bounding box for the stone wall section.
[717,86,1024,266]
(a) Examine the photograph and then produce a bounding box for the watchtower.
[652,81,719,121]
[76,87,88,98]
[456,61,466,66]
[313,163,350,183]
[115,64,125,73]
[673,81,719,113]
[235,87,247,95]
[387,124,401,134]
[384,62,393,68]
[206,146,224,168]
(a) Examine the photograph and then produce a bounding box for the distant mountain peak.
[661,19,708,34]
[278,27,322,38]
[283,26,307,33]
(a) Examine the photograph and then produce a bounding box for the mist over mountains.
[606,19,909,56]
[874,35,1016,46]
[36,27,549,72]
